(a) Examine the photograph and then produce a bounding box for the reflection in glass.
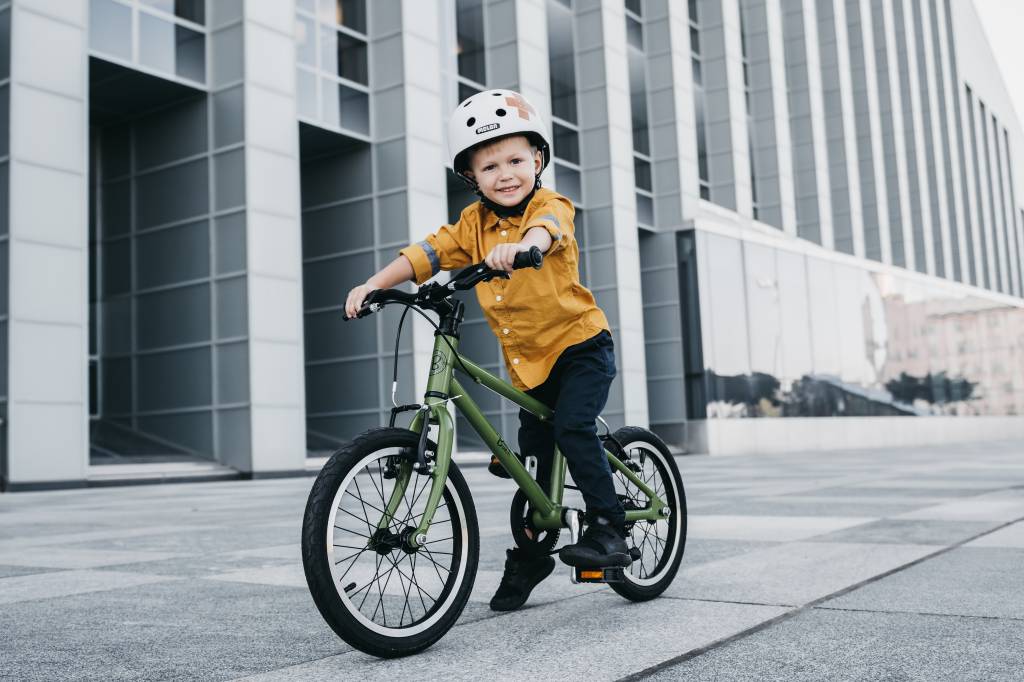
[554,164,581,205]
[547,0,577,123]
[297,68,317,118]
[317,0,367,33]
[138,14,205,83]
[692,231,1024,419]
[456,0,485,85]
[296,15,316,67]
[175,25,205,82]
[553,123,579,165]
[139,14,175,74]
[626,16,643,50]
[323,80,369,135]
[634,156,651,191]
[90,0,132,61]
[636,193,653,227]
[320,26,368,84]
[628,49,649,155]
[141,0,205,25]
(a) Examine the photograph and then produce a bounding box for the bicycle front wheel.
[608,426,687,601]
[302,427,479,658]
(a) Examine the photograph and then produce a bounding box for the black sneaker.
[489,548,555,611]
[558,516,632,568]
[488,452,526,479]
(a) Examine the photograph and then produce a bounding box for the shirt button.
[496,295,503,302]
[500,230,507,237]
[502,328,510,334]
[512,358,520,365]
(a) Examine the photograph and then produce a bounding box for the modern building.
[1,0,1022,491]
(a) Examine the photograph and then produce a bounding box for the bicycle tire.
[608,426,687,601]
[302,427,479,657]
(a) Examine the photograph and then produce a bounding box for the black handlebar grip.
[512,246,543,270]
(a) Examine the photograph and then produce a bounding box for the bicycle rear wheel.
[608,426,687,601]
[302,427,479,658]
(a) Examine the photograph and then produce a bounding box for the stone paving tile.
[0,569,181,605]
[896,497,1024,522]
[687,514,876,542]
[235,595,787,682]
[678,538,782,567]
[965,520,1024,548]
[663,541,937,606]
[0,578,342,682]
[823,546,1024,620]
[0,546,186,570]
[645,606,1024,682]
[692,499,922,518]
[808,519,997,546]
[0,565,61,579]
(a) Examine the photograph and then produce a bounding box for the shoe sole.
[557,550,632,569]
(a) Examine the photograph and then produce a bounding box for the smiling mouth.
[497,185,520,193]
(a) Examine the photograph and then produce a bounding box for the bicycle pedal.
[629,547,642,562]
[574,567,626,583]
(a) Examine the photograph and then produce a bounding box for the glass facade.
[295,0,370,137]
[686,229,1024,419]
[89,0,206,85]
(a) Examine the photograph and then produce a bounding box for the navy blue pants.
[518,330,625,529]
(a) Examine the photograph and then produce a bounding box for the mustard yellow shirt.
[399,188,610,390]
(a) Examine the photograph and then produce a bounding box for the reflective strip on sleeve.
[418,240,441,276]
[537,213,562,239]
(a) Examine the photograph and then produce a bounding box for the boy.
[345,89,629,612]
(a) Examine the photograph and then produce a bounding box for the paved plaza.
[3,440,1024,681]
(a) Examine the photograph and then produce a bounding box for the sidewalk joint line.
[616,511,1024,681]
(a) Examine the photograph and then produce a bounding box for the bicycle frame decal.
[404,333,667,545]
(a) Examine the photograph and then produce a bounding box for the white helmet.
[448,89,551,179]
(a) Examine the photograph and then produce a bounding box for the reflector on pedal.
[574,567,626,583]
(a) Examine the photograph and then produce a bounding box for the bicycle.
[301,247,687,658]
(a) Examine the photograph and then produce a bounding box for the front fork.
[374,402,453,549]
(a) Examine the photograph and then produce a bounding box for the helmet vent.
[466,117,476,126]
[495,108,506,117]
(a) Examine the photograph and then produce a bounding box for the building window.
[295,0,370,136]
[456,0,486,100]
[625,1,654,227]
[690,0,710,200]
[89,0,207,85]
[548,0,582,206]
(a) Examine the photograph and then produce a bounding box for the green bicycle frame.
[376,330,668,548]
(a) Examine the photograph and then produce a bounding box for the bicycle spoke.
[350,477,377,536]
[332,524,370,539]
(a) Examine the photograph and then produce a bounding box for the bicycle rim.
[326,449,470,636]
[612,440,682,587]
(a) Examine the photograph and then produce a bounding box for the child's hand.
[345,283,378,319]
[485,243,530,272]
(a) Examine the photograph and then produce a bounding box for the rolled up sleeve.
[526,195,574,255]
[399,219,476,284]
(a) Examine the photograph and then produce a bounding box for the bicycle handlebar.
[345,246,543,321]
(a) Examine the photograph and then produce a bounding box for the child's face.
[464,136,542,208]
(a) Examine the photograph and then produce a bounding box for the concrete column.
[764,0,797,237]
[830,0,866,258]
[898,0,935,276]
[933,0,970,283]
[239,1,306,474]
[575,0,648,428]
[656,0,700,224]
[800,0,835,250]
[917,0,953,279]
[5,0,89,488]
[855,0,892,264]
[879,0,915,271]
